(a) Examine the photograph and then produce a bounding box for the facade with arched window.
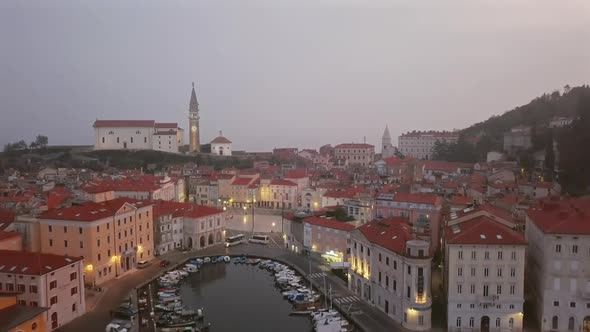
[93,120,185,153]
[210,131,232,156]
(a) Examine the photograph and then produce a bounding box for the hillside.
[462,85,590,151]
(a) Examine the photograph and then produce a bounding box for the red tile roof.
[357,218,413,255]
[154,122,178,128]
[423,161,461,173]
[270,179,297,186]
[304,217,355,231]
[380,193,441,206]
[211,136,232,144]
[335,143,374,149]
[183,205,224,219]
[382,157,404,167]
[446,215,526,245]
[0,250,83,276]
[0,209,15,229]
[39,198,151,222]
[449,195,474,206]
[93,120,155,128]
[152,200,193,219]
[231,178,253,186]
[527,198,590,235]
[285,169,309,179]
[0,231,20,241]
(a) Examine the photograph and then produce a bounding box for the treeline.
[3,135,48,155]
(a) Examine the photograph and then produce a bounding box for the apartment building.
[37,198,155,286]
[525,198,590,332]
[0,293,48,332]
[445,209,526,332]
[334,143,375,167]
[183,206,226,250]
[0,250,85,330]
[303,216,354,262]
[348,217,432,331]
[398,131,459,160]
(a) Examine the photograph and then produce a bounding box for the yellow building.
[0,293,47,332]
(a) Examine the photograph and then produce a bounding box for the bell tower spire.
[188,82,200,153]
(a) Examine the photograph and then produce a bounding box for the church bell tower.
[188,82,200,153]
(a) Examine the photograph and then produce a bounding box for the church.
[93,83,201,153]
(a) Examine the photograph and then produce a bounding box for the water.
[179,261,314,332]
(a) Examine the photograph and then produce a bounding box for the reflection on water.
[180,261,313,332]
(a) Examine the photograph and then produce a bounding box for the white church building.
[93,120,185,153]
[210,131,232,156]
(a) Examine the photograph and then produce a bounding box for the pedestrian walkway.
[308,272,327,278]
[333,295,360,304]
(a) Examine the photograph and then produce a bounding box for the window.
[79,227,83,234]
[98,253,101,261]
[379,253,382,262]
[393,261,397,269]
[471,251,476,260]
[484,268,489,277]
[458,268,463,276]
[484,251,489,260]
[483,285,489,296]
[407,286,411,299]
[71,287,78,295]
[386,257,389,265]
[498,251,503,260]
[17,284,25,292]
[469,317,474,328]
[419,315,424,326]
[510,284,515,295]
[570,302,576,308]
[510,304,515,309]
[471,267,476,277]
[97,239,100,247]
[50,296,58,305]
[573,245,578,254]
[379,272,382,283]
[49,239,53,246]
[511,251,516,260]
[385,276,389,288]
[70,272,77,281]
[458,250,463,260]
[456,317,462,327]
[497,285,502,294]
[556,244,561,253]
[64,240,68,248]
[407,266,411,275]
[48,225,52,232]
[510,267,516,277]
[497,268,502,277]
[102,137,105,143]
[457,304,461,309]
[509,318,514,328]
[552,316,558,330]
[496,318,501,328]
[80,241,83,249]
[470,284,475,294]
[393,280,397,291]
[29,285,38,293]
[457,284,463,294]
[73,303,77,312]
[117,137,120,143]
[49,280,57,289]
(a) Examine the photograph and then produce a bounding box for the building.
[503,126,532,154]
[525,198,590,332]
[0,250,85,330]
[93,120,184,153]
[83,175,185,202]
[445,209,527,332]
[398,131,460,160]
[0,293,48,332]
[334,143,375,167]
[153,200,192,255]
[375,193,443,252]
[303,216,355,262]
[188,82,201,153]
[37,198,155,286]
[382,126,396,158]
[183,206,226,250]
[210,131,232,156]
[348,218,432,331]
[259,179,298,209]
[343,196,374,225]
[549,116,573,128]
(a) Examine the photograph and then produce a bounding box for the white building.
[348,217,432,331]
[183,206,226,250]
[525,198,590,332]
[382,126,396,158]
[549,116,573,128]
[210,131,232,156]
[398,131,459,160]
[0,250,86,330]
[93,120,184,153]
[445,207,527,332]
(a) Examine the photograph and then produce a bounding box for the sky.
[1,0,589,152]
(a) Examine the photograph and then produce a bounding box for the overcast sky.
[1,0,589,152]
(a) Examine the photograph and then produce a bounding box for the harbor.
[135,255,355,332]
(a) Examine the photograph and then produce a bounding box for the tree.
[544,130,555,181]
[34,135,48,149]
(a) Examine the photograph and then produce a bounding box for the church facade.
[93,83,201,154]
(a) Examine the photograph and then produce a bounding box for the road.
[58,241,412,332]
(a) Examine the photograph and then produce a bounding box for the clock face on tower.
[191,125,197,132]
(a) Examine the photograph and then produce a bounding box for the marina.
[136,256,355,332]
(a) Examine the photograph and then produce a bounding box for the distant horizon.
[2,0,589,151]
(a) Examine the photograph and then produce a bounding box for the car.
[159,260,170,267]
[137,260,151,269]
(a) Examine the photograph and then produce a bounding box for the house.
[303,216,354,262]
[348,217,432,330]
[210,131,232,156]
[0,293,48,332]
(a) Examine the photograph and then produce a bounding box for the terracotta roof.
[0,209,15,230]
[93,120,155,128]
[304,217,355,231]
[154,122,178,128]
[0,250,83,275]
[183,206,224,219]
[0,231,21,241]
[378,192,441,206]
[231,178,252,186]
[423,161,461,173]
[382,157,404,167]
[39,198,151,222]
[446,215,527,245]
[527,198,590,235]
[285,169,309,179]
[0,304,49,331]
[270,179,297,186]
[357,218,413,255]
[335,143,374,149]
[449,195,474,206]
[211,136,232,144]
[152,200,193,219]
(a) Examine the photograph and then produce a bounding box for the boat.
[159,295,181,303]
[159,327,196,332]
[223,256,231,263]
[311,309,340,321]
[203,257,211,263]
[183,266,198,273]
[290,309,314,316]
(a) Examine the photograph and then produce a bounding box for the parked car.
[105,319,132,332]
[137,260,151,269]
[159,260,170,267]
